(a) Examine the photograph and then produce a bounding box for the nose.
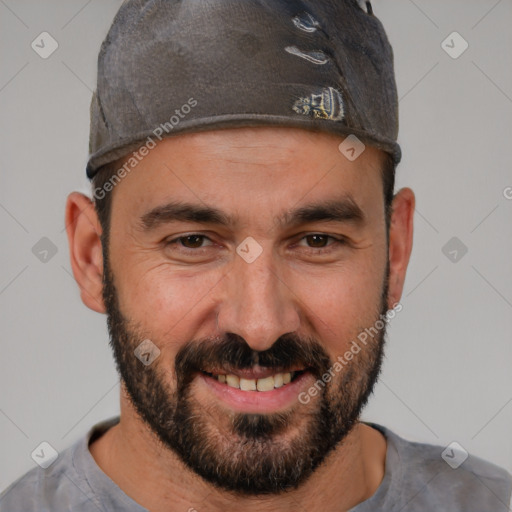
[216,245,300,352]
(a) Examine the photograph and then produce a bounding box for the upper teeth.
[216,372,294,391]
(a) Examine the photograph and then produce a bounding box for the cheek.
[293,254,386,356]
[115,263,222,346]
[112,240,387,358]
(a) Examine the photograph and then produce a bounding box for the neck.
[89,394,386,512]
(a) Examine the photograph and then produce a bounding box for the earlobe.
[387,187,415,309]
[65,192,106,313]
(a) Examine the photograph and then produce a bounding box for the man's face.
[102,127,392,495]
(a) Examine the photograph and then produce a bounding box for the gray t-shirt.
[1,416,510,511]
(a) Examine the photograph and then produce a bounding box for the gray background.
[1,0,511,491]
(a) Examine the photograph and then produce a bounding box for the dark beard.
[102,248,390,495]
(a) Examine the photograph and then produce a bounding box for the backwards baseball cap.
[86,0,400,179]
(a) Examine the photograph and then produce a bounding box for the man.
[1,1,510,511]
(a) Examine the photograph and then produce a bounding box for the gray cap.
[86,0,400,179]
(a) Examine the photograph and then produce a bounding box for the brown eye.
[295,234,346,255]
[179,235,205,248]
[305,234,330,248]
[166,234,213,252]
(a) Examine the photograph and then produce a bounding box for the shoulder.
[0,436,100,512]
[369,422,512,511]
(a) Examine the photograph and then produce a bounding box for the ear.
[387,187,415,309]
[65,192,106,313]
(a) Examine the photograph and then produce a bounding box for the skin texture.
[66,126,415,512]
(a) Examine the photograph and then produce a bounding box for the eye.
[164,233,346,257]
[296,234,346,253]
[166,234,213,251]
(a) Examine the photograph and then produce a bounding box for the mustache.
[174,333,332,386]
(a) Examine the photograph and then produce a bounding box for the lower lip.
[198,371,315,413]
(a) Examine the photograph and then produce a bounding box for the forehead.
[107,126,386,225]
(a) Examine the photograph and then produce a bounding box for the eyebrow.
[139,195,365,231]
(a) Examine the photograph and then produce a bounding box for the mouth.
[198,367,315,413]
[201,368,307,392]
